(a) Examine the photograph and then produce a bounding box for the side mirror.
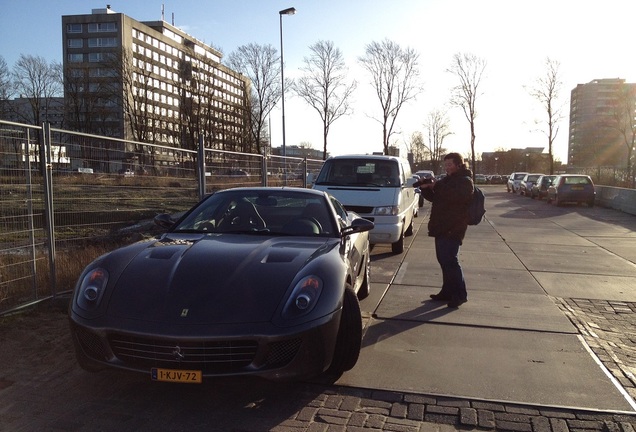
[405,177,418,188]
[341,217,374,237]
[154,213,175,229]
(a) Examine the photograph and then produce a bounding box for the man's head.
[443,152,464,175]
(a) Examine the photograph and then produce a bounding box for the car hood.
[106,234,335,325]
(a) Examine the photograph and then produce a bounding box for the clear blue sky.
[2,0,635,165]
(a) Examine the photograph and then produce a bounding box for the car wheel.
[391,229,405,254]
[327,287,362,375]
[357,254,371,300]
[555,195,562,206]
[588,199,595,208]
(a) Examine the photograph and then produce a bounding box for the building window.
[88,53,105,63]
[67,23,82,33]
[88,37,117,47]
[67,39,83,48]
[68,53,83,63]
[88,22,117,32]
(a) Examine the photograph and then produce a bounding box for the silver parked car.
[519,173,544,196]
[507,172,528,193]
[530,175,557,200]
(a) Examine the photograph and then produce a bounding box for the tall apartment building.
[61,6,250,171]
[568,78,636,167]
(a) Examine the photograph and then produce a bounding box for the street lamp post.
[279,6,296,163]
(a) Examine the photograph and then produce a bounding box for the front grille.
[75,326,109,360]
[266,338,301,367]
[345,205,374,214]
[109,334,258,373]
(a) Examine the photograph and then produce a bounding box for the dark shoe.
[447,298,467,308]
[430,293,452,301]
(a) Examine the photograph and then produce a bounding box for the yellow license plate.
[571,186,584,190]
[151,368,202,384]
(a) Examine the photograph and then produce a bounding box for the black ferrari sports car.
[69,187,374,382]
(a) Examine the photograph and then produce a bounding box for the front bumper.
[69,310,341,381]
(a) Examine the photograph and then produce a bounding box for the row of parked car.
[507,171,596,207]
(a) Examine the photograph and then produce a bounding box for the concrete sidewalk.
[341,186,636,413]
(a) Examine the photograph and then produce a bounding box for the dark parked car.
[474,174,488,184]
[488,175,504,184]
[530,175,556,200]
[547,174,596,207]
[69,187,374,382]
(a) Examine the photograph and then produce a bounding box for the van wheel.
[391,229,405,254]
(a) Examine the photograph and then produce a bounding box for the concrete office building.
[568,78,636,168]
[61,6,250,172]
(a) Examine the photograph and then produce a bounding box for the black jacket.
[420,167,474,243]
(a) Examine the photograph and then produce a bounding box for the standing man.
[417,153,474,308]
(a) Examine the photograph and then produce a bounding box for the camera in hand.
[414,177,433,187]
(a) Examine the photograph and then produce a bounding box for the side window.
[329,196,348,226]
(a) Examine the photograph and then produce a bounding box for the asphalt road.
[1,185,636,431]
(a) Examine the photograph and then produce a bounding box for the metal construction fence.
[0,120,324,315]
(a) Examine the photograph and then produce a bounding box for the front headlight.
[281,275,323,320]
[76,268,109,311]
[374,205,398,216]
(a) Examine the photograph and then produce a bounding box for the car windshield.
[514,173,526,180]
[315,159,401,187]
[528,175,541,181]
[174,190,337,236]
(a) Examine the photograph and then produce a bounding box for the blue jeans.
[435,237,467,301]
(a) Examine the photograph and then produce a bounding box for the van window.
[315,159,401,187]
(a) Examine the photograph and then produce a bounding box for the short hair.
[444,152,464,166]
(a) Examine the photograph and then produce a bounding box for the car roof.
[218,186,328,197]
[326,154,405,162]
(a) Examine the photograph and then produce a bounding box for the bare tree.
[407,131,427,167]
[0,55,13,118]
[528,57,564,174]
[292,40,356,160]
[424,109,452,171]
[447,52,486,176]
[607,84,636,188]
[226,43,281,155]
[63,62,113,135]
[11,54,62,125]
[359,39,421,155]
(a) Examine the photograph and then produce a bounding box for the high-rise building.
[61,6,250,169]
[568,78,636,168]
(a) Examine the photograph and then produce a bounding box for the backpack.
[468,186,486,225]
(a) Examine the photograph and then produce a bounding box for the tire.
[357,254,371,300]
[588,200,595,208]
[326,288,362,375]
[555,195,562,206]
[391,229,405,254]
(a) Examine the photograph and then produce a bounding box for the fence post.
[262,152,268,187]
[303,157,308,188]
[197,136,206,201]
[25,128,37,297]
[40,122,57,298]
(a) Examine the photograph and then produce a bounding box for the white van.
[312,154,418,253]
